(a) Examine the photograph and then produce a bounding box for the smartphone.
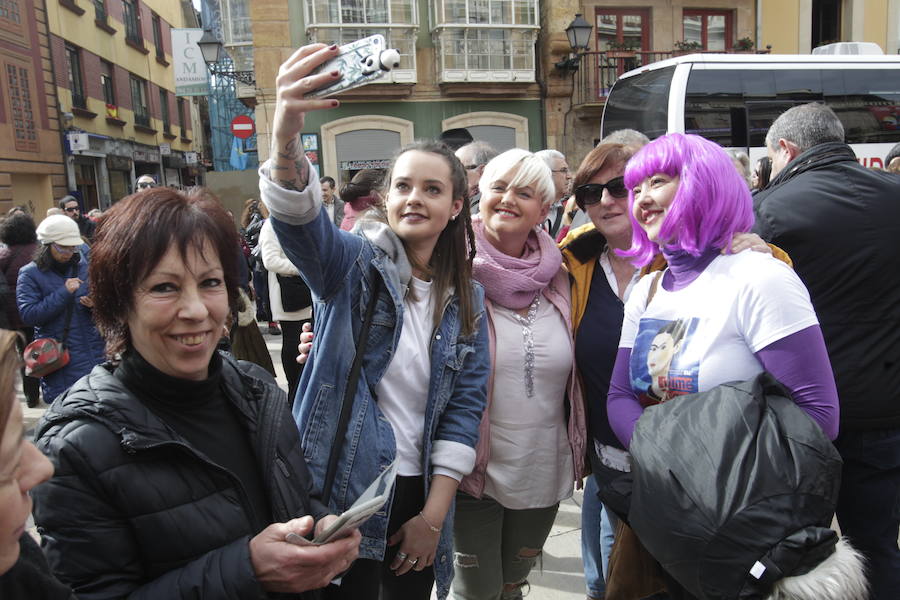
[307,34,401,98]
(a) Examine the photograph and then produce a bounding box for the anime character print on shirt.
[630,317,700,406]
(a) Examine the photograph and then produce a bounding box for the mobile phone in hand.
[307,34,401,98]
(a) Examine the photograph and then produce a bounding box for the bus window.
[685,69,744,146]
[835,70,900,144]
[601,66,675,139]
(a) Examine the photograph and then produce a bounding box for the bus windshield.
[601,66,675,140]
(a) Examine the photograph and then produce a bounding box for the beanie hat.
[36,215,83,247]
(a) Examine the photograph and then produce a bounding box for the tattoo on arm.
[279,179,302,192]
[270,136,310,191]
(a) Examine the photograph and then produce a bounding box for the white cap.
[36,215,83,246]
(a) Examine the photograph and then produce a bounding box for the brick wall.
[140,1,152,44]
[81,50,101,101]
[106,0,123,24]
[148,81,160,120]
[168,91,177,127]
[49,34,67,89]
[114,64,131,110]
[159,17,170,58]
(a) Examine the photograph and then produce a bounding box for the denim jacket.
[260,162,490,598]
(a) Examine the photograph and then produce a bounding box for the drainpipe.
[756,0,762,50]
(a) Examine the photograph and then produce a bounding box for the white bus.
[600,53,900,167]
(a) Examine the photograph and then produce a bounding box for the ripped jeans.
[451,492,559,600]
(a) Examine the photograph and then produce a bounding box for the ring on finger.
[407,558,418,565]
[396,551,408,560]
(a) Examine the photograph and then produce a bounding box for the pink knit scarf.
[471,215,563,310]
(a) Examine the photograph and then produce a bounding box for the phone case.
[307,35,401,98]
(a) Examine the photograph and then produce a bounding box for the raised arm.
[258,44,364,299]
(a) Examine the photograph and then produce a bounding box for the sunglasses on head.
[574,176,628,210]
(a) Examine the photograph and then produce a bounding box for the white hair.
[535,149,565,168]
[766,537,868,600]
[479,148,556,207]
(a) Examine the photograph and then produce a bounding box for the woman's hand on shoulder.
[726,232,772,256]
[272,44,342,146]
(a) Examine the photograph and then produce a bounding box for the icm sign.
[172,29,209,96]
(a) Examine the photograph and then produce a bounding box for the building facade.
[47,0,202,212]
[252,0,544,187]
[0,0,68,214]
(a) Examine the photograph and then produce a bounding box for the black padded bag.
[627,372,842,599]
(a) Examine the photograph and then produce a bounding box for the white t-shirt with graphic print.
[618,250,819,405]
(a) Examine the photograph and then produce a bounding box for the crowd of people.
[0,41,898,600]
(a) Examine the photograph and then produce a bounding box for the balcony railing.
[573,50,673,107]
[572,49,770,107]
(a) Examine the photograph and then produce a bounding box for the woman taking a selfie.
[260,43,489,600]
[31,187,359,599]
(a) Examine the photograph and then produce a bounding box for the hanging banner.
[172,28,209,96]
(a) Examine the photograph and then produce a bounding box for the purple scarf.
[471,215,563,310]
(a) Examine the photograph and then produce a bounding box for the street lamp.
[555,14,593,72]
[197,29,256,87]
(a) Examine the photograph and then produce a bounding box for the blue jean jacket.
[262,166,490,598]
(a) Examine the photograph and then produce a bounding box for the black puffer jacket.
[753,142,900,430]
[32,353,330,600]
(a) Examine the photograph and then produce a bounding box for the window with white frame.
[221,0,253,72]
[304,0,418,83]
[432,0,539,82]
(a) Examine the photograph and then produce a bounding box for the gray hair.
[479,148,556,207]
[535,149,565,168]
[601,129,651,148]
[726,149,752,186]
[765,103,844,153]
[455,141,498,167]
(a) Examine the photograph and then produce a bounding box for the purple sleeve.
[607,347,645,448]
[755,324,840,440]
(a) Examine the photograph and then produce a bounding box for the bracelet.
[418,511,441,533]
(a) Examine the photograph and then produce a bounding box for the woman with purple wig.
[606,133,841,597]
[607,133,839,446]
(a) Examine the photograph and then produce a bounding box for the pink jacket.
[459,267,587,498]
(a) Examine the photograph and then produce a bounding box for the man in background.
[59,195,95,242]
[320,176,344,227]
[753,102,900,599]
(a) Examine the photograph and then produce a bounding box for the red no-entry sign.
[230,115,255,139]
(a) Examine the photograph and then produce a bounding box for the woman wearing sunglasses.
[559,139,778,600]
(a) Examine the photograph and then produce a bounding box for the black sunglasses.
[574,177,628,210]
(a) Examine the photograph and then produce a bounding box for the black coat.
[32,353,330,600]
[0,534,75,600]
[752,142,900,430]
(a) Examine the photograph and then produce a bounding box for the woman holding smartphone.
[260,44,490,600]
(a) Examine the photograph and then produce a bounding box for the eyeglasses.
[137,181,156,189]
[574,177,629,210]
[63,206,79,213]
[51,244,76,254]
